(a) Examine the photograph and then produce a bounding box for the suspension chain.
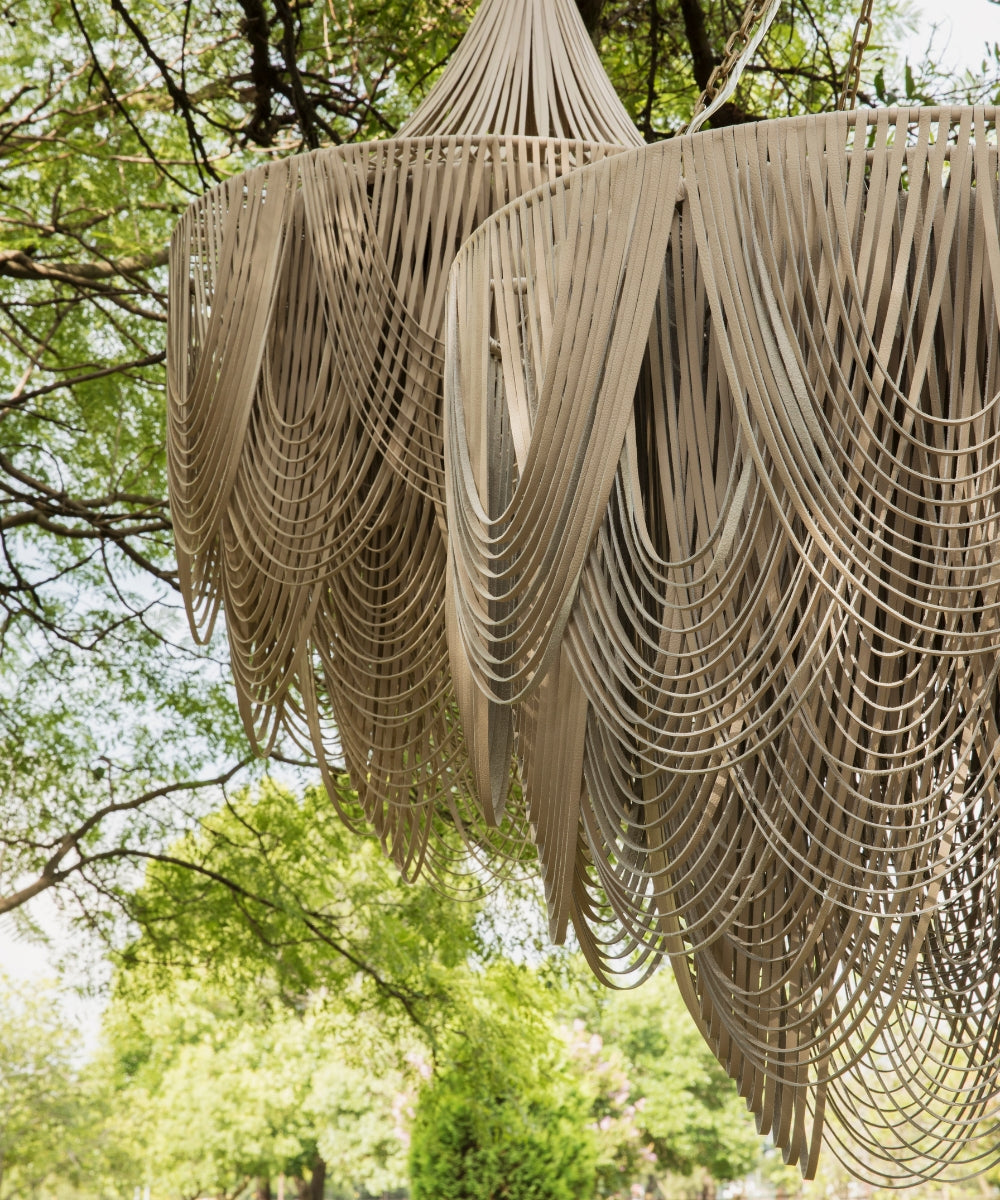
[689,0,779,127]
[837,0,875,110]
[685,0,876,134]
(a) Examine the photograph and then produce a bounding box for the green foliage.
[409,967,596,1200]
[0,974,75,1199]
[595,970,762,1184]
[117,780,483,1030]
[90,779,534,1199]
[98,789,586,1200]
[0,973,121,1200]
[545,963,763,1196]
[410,1077,595,1200]
[99,980,417,1200]
[93,776,487,1200]
[109,796,768,1200]
[0,0,252,936]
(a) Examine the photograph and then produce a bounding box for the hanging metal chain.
[837,0,875,110]
[685,0,784,135]
[684,0,875,135]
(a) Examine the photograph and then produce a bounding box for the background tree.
[116,780,487,1028]
[82,781,761,1200]
[408,965,597,1200]
[585,971,762,1190]
[0,973,101,1200]
[100,979,420,1200]
[92,788,581,1200]
[94,781,479,1200]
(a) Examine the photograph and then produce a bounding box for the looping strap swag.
[168,0,1000,1180]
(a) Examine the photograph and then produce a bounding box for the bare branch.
[0,759,255,917]
[6,352,166,408]
[0,246,168,286]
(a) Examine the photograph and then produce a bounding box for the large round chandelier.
[167,0,640,878]
[168,0,1000,1183]
[448,97,1000,1182]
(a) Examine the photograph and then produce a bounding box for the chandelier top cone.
[399,0,643,143]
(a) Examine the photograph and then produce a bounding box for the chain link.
[685,0,876,134]
[837,0,875,111]
[691,0,776,121]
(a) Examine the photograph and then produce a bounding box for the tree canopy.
[89,783,769,1200]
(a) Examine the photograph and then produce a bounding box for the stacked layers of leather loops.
[166,0,640,882]
[168,0,1000,1177]
[447,105,1000,1182]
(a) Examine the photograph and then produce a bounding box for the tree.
[101,979,421,1200]
[94,780,493,1200]
[116,780,488,1033]
[408,965,597,1200]
[0,0,266,939]
[0,973,100,1200]
[589,970,763,1188]
[98,784,593,1200]
[113,787,769,1200]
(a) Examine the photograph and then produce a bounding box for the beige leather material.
[449,105,1000,1183]
[167,0,632,880]
[169,0,1000,1177]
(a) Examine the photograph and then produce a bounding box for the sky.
[901,0,999,74]
[1,929,50,978]
[1,898,62,980]
[1,899,107,1054]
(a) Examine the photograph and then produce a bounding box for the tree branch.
[6,352,166,408]
[0,760,255,917]
[107,0,221,184]
[0,247,168,286]
[677,0,716,91]
[640,0,662,140]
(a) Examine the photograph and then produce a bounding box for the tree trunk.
[309,1156,326,1200]
[574,0,607,38]
[678,0,757,126]
[677,0,715,90]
